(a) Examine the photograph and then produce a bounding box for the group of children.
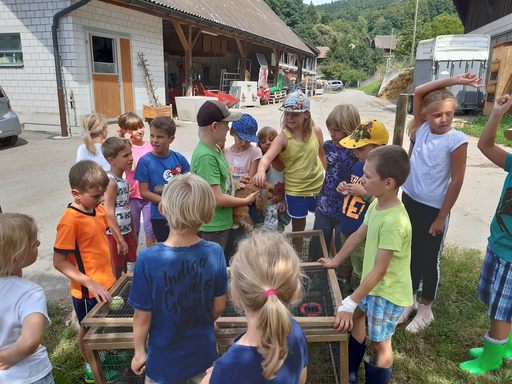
[2,73,512,384]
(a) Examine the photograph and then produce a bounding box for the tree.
[279,0,307,29]
[428,13,464,37]
[263,0,281,17]
[293,23,323,46]
[306,2,320,25]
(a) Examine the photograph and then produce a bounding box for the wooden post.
[236,38,246,80]
[393,93,409,147]
[296,53,303,87]
[273,48,281,88]
[172,20,193,96]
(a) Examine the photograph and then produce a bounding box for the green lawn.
[43,246,512,383]
[351,81,383,96]
[459,114,512,148]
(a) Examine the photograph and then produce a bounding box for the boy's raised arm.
[254,132,287,186]
[211,185,258,208]
[477,95,512,170]
[132,309,151,375]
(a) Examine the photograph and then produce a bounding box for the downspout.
[52,0,92,137]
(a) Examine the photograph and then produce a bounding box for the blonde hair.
[118,112,143,138]
[161,174,216,233]
[101,137,131,161]
[69,160,110,191]
[256,126,278,148]
[83,113,107,155]
[408,88,457,138]
[0,213,37,276]
[326,104,361,137]
[230,231,304,380]
[280,112,315,141]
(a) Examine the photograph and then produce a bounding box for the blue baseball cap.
[231,114,259,142]
[278,91,310,113]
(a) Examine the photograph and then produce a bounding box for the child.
[76,113,110,171]
[101,137,137,279]
[134,115,190,243]
[310,105,360,261]
[224,113,262,182]
[53,160,116,383]
[118,112,156,249]
[399,73,482,333]
[336,121,389,296]
[459,94,512,375]
[0,214,54,384]
[191,100,258,251]
[203,231,308,384]
[129,174,228,384]
[257,126,286,231]
[254,91,326,233]
[319,145,412,384]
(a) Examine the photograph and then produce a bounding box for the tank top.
[280,127,324,197]
[106,173,132,235]
[266,162,285,206]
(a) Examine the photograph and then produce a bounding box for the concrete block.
[175,96,217,122]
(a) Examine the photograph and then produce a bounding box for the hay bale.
[378,68,415,100]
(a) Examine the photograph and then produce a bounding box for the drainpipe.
[52,0,92,137]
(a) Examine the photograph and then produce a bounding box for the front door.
[89,33,134,118]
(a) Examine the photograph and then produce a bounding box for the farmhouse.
[0,0,317,135]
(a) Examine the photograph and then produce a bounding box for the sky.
[303,0,332,5]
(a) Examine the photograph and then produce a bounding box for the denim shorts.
[478,245,512,322]
[285,194,317,219]
[358,295,404,342]
[33,371,55,384]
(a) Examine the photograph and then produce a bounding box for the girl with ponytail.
[76,113,110,171]
[203,231,308,384]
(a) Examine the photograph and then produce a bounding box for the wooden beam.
[192,29,202,49]
[172,19,189,51]
[296,53,303,85]
[235,37,245,58]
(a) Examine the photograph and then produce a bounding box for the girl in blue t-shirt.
[202,231,308,384]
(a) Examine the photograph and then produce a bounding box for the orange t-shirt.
[54,204,115,299]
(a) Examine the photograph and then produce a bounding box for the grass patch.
[43,303,84,383]
[351,81,383,96]
[356,247,512,384]
[458,114,512,147]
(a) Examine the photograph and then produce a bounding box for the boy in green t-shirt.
[319,145,412,384]
[191,101,257,254]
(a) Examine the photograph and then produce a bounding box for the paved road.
[1,90,505,301]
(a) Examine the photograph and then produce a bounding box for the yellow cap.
[339,120,389,149]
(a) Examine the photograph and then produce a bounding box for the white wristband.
[337,296,358,313]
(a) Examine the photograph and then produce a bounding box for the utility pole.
[411,0,419,62]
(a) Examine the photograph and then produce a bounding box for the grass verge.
[44,247,512,383]
[352,81,383,96]
[458,114,512,147]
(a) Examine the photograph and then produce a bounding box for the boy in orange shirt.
[53,160,117,383]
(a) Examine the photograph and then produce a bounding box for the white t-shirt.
[223,145,262,182]
[76,143,110,171]
[0,276,52,384]
[402,121,468,209]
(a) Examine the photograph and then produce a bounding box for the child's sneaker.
[85,365,95,383]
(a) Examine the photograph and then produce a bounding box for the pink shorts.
[108,232,137,268]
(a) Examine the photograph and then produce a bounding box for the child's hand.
[493,95,512,116]
[253,171,266,186]
[336,181,348,194]
[201,367,214,384]
[87,280,112,302]
[118,239,129,256]
[346,183,366,197]
[317,257,338,269]
[244,191,259,205]
[429,215,446,236]
[0,347,18,370]
[279,200,287,213]
[123,131,132,140]
[131,352,147,375]
[234,180,245,190]
[240,173,251,184]
[334,308,353,332]
[454,73,485,88]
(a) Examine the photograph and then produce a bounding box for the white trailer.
[409,34,490,113]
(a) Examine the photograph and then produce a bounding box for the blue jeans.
[33,371,55,384]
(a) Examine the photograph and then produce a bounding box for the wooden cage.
[82,231,347,383]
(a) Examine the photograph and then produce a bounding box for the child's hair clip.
[117,128,122,132]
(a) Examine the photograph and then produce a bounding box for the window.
[0,33,23,66]
[91,35,116,74]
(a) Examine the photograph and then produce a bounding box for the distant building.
[316,46,330,67]
[372,35,400,57]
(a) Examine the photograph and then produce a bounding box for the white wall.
[0,0,164,133]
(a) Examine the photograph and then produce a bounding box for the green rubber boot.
[469,333,512,359]
[460,340,505,375]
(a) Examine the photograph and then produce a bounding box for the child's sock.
[397,292,418,324]
[406,303,434,333]
[86,363,92,372]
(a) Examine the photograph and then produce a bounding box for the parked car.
[0,85,21,146]
[327,80,344,92]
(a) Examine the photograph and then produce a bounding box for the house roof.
[119,0,315,56]
[316,47,330,59]
[373,35,400,49]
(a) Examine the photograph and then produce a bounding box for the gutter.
[52,0,92,137]
[116,0,315,57]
